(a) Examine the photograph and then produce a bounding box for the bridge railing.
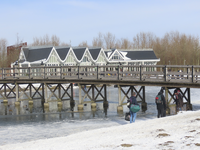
[1,65,200,83]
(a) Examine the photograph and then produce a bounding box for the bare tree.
[32,34,60,46]
[51,35,60,46]
[78,41,88,47]
[133,32,155,49]
[0,38,8,67]
[92,32,104,48]
[120,38,132,49]
[104,32,116,49]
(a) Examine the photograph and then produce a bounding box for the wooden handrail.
[0,65,200,84]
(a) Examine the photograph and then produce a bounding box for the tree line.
[0,31,199,67]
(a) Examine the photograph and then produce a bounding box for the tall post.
[29,83,32,98]
[103,84,108,108]
[14,83,20,111]
[117,85,123,112]
[187,88,192,110]
[165,87,170,114]
[141,86,147,112]
[44,83,49,112]
[70,83,75,109]
[78,83,83,110]
[91,84,96,110]
[41,83,45,113]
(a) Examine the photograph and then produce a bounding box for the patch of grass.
[121,144,133,147]
[184,136,194,139]
[195,118,200,121]
[195,143,200,146]
[157,133,170,138]
[165,141,174,144]
[156,129,165,132]
[189,130,196,132]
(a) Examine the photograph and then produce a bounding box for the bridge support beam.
[165,87,192,115]
[117,85,146,113]
[77,84,108,111]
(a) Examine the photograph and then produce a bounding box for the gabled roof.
[126,50,158,60]
[73,47,86,60]
[88,48,101,60]
[18,47,159,65]
[24,47,53,62]
[56,47,70,60]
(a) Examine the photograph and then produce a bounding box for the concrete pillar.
[3,100,8,104]
[3,100,8,115]
[44,102,49,112]
[15,101,20,115]
[77,84,83,111]
[57,101,63,112]
[29,100,33,113]
[117,105,123,112]
[91,102,96,111]
[78,104,84,111]
[91,102,96,109]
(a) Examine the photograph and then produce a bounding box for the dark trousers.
[157,108,164,118]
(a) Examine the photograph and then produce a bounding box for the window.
[82,56,89,62]
[111,53,123,60]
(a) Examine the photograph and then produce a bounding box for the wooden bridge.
[0,65,199,115]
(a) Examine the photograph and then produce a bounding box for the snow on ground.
[1,110,200,150]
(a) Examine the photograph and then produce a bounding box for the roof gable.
[56,47,70,60]
[25,47,53,62]
[88,48,101,60]
[73,47,86,60]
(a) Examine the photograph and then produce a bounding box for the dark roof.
[88,48,101,60]
[126,50,158,60]
[56,47,70,60]
[73,47,86,60]
[104,51,109,57]
[24,47,53,62]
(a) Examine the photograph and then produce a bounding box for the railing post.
[118,65,120,80]
[60,66,62,79]
[44,67,45,79]
[97,66,98,79]
[1,68,3,79]
[164,66,167,82]
[78,66,80,79]
[28,67,30,79]
[192,66,194,83]
[140,65,143,81]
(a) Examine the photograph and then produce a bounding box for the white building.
[12,46,160,68]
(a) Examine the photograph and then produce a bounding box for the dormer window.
[83,56,89,62]
[111,53,123,60]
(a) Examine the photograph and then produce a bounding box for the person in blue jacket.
[129,92,139,123]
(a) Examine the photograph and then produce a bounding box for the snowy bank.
[1,110,200,150]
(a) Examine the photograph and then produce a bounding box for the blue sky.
[0,0,200,46]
